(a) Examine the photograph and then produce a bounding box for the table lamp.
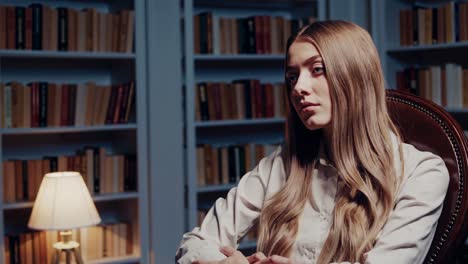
[28,171,101,264]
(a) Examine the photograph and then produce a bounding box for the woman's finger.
[192,260,217,264]
[219,246,237,257]
[247,252,267,263]
[269,255,295,264]
[228,250,249,264]
[258,258,273,264]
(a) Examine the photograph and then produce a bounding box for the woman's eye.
[312,66,324,74]
[286,73,298,83]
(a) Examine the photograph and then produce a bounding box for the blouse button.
[297,243,317,263]
[319,210,331,223]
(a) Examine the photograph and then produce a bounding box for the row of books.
[197,209,258,242]
[194,12,316,54]
[2,146,137,203]
[0,4,134,53]
[396,64,468,108]
[195,81,287,121]
[399,2,468,46]
[196,143,279,186]
[0,81,135,128]
[4,222,134,264]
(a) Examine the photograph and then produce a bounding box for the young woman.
[176,20,449,264]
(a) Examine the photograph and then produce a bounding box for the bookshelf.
[182,0,327,251]
[328,0,468,260]
[0,0,160,262]
[328,0,467,124]
[368,0,468,125]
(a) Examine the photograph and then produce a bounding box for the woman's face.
[286,40,332,131]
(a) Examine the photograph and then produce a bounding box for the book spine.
[112,84,124,124]
[105,85,118,124]
[0,7,6,49]
[22,160,28,201]
[118,83,130,124]
[199,13,207,54]
[57,7,68,51]
[67,84,76,126]
[30,4,42,50]
[4,83,12,128]
[123,82,135,123]
[24,7,32,50]
[198,83,209,121]
[15,7,25,49]
[6,7,16,49]
[93,148,100,194]
[39,82,48,127]
[60,84,69,126]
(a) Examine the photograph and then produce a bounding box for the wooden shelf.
[92,192,139,202]
[0,50,135,60]
[2,201,34,210]
[88,255,140,264]
[194,54,284,61]
[387,42,468,54]
[197,184,237,193]
[2,192,139,210]
[0,124,137,135]
[195,118,285,128]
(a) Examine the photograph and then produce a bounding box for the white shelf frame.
[145,0,185,263]
[0,49,135,60]
[183,0,327,234]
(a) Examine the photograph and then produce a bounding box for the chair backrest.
[386,89,468,263]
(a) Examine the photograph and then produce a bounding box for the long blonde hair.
[257,20,402,263]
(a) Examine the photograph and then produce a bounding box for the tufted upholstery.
[386,89,468,263]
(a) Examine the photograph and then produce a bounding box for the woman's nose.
[294,73,312,96]
[294,86,310,96]
[293,76,311,96]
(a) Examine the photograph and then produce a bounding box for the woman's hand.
[246,252,267,263]
[256,255,298,264]
[192,246,249,264]
[191,246,295,264]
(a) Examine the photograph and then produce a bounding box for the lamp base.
[52,242,84,264]
[51,231,84,264]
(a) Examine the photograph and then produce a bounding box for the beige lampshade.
[28,171,101,230]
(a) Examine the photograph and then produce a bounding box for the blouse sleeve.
[364,145,450,264]
[175,147,285,264]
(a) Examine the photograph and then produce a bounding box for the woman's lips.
[300,103,320,112]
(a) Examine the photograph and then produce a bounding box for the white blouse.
[176,139,449,264]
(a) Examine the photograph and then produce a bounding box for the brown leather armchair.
[386,89,468,263]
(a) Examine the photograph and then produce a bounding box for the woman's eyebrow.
[302,55,322,66]
[287,54,322,68]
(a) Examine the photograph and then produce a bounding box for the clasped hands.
[192,246,297,264]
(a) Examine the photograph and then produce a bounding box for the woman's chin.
[303,123,324,131]
[302,119,330,131]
